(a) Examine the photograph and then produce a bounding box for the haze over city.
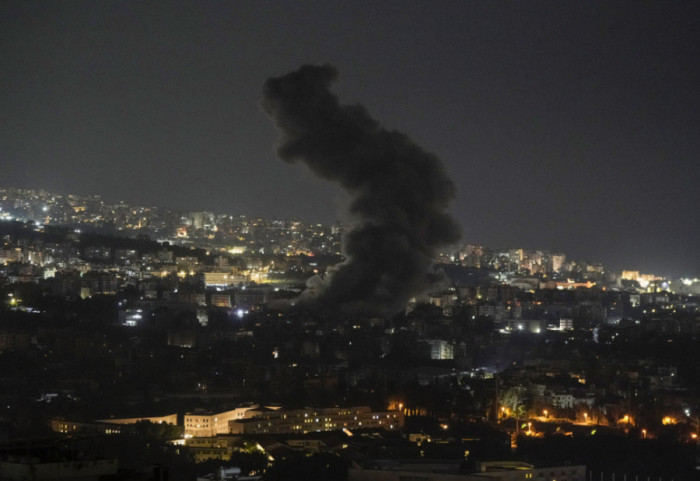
[2,1,699,277]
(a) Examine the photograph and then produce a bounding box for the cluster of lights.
[7,293,20,306]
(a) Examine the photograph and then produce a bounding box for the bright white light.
[236,309,244,318]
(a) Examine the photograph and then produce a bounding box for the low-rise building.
[229,406,403,435]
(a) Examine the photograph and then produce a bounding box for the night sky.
[1,1,699,276]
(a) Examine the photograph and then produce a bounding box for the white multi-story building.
[184,405,259,437]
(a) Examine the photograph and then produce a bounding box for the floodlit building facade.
[184,405,259,437]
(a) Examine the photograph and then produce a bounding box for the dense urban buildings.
[0,186,698,480]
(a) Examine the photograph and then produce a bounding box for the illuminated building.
[184,406,259,437]
[425,339,455,360]
[210,293,232,308]
[191,212,205,230]
[97,414,177,425]
[559,318,574,330]
[228,406,403,435]
[204,272,245,289]
[621,270,640,281]
[550,253,566,273]
[185,436,240,462]
[51,414,177,435]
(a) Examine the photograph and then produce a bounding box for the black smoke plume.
[262,64,461,315]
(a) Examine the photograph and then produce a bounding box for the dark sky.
[1,1,699,276]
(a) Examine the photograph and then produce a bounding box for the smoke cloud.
[262,64,460,315]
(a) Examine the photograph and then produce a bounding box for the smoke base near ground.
[262,64,461,316]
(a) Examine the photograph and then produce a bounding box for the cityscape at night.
[1,1,699,481]
[1,185,698,480]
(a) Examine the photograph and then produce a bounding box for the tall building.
[191,212,205,230]
[551,253,566,273]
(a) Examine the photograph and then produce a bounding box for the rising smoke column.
[262,64,461,315]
